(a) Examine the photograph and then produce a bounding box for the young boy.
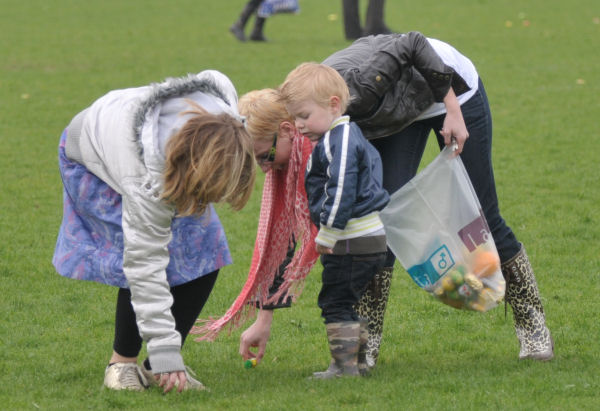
[279,63,389,378]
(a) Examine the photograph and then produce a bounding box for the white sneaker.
[140,363,206,391]
[103,362,148,392]
[139,362,157,387]
[180,366,206,391]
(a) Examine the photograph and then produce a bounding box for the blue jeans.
[370,79,520,264]
[318,252,387,323]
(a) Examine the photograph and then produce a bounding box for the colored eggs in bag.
[468,301,485,312]
[439,295,464,309]
[450,269,465,286]
[458,283,474,298]
[430,263,500,312]
[472,250,500,278]
[464,273,483,291]
[441,275,456,291]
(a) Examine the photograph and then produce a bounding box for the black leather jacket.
[323,32,470,140]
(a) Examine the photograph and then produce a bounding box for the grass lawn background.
[1,0,599,409]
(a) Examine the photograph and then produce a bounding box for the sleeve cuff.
[315,226,342,249]
[256,296,292,309]
[422,67,455,101]
[148,346,185,374]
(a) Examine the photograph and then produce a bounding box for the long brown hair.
[162,105,256,216]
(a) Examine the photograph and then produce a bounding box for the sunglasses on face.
[257,132,278,165]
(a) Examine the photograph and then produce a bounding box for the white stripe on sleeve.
[326,124,349,227]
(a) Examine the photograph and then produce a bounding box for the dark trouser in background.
[341,0,391,40]
[230,0,267,42]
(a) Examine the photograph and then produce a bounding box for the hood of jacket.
[74,71,240,195]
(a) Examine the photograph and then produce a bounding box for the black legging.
[113,270,218,357]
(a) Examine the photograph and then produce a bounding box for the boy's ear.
[329,95,342,112]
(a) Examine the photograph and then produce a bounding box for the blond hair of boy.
[279,62,350,112]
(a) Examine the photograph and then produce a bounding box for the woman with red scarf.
[192,88,390,371]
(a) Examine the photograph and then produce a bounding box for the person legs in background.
[341,0,393,41]
[230,0,268,42]
[365,0,392,36]
[104,271,219,391]
[341,0,362,40]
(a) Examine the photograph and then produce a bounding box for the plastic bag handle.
[451,137,458,152]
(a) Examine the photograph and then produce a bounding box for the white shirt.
[416,38,480,120]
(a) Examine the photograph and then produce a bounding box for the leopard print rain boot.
[501,244,554,361]
[355,266,393,369]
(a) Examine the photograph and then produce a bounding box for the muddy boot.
[355,266,392,369]
[357,318,370,376]
[364,0,392,36]
[312,322,360,379]
[342,0,362,40]
[229,0,262,42]
[501,244,554,361]
[249,17,268,41]
[315,320,367,377]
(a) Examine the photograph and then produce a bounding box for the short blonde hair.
[279,62,350,112]
[238,88,292,145]
[162,106,256,216]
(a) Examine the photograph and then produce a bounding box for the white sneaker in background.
[180,366,206,391]
[140,363,207,391]
[103,362,148,392]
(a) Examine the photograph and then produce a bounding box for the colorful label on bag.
[407,245,455,288]
[457,214,491,252]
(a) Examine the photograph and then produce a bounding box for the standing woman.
[53,70,256,393]
[323,32,554,361]
[191,88,321,363]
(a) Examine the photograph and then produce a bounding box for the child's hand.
[316,244,333,254]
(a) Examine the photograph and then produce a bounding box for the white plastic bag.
[380,145,505,312]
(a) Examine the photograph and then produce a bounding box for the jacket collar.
[329,115,350,130]
[132,74,229,155]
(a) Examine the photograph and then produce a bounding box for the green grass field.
[1,0,599,409]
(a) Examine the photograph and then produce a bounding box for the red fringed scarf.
[192,131,319,341]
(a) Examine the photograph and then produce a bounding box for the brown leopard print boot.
[501,244,554,361]
[355,266,393,369]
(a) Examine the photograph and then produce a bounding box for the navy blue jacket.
[305,117,389,246]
